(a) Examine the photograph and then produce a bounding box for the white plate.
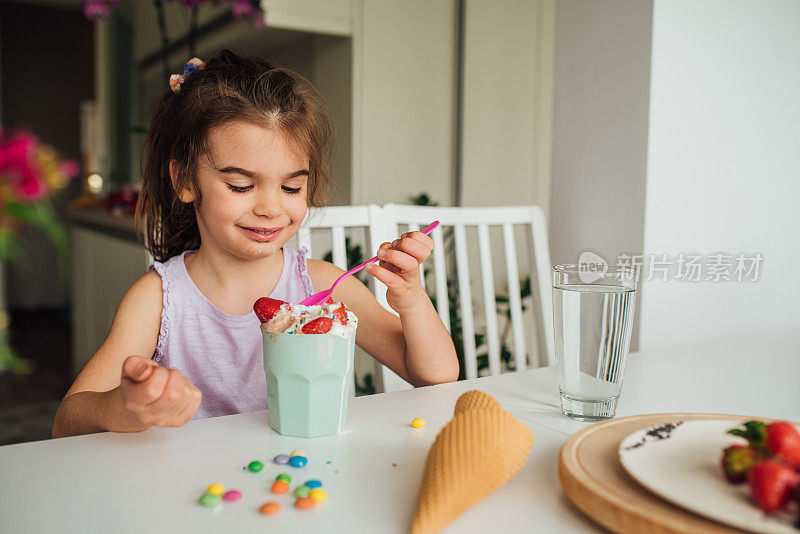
[618,419,799,534]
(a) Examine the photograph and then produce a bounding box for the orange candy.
[270,480,289,494]
[259,501,281,515]
[295,497,315,510]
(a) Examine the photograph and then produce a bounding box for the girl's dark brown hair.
[136,49,333,262]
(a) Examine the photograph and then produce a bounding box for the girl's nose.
[253,187,282,217]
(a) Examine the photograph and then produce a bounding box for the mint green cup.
[262,327,356,438]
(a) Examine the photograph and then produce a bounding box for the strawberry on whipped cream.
[254,297,357,339]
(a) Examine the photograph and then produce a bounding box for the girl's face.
[178,121,310,260]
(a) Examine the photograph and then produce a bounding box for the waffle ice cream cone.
[409,390,535,534]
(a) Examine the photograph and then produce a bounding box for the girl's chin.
[242,242,280,257]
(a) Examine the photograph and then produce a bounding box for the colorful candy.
[199,493,222,507]
[248,460,264,472]
[289,455,308,468]
[206,483,224,496]
[276,473,292,483]
[273,454,290,465]
[304,480,322,489]
[271,480,289,494]
[294,486,311,498]
[309,488,327,503]
[412,418,426,428]
[223,490,242,502]
[295,496,315,509]
[259,501,281,515]
[290,449,306,457]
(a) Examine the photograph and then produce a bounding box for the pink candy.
[223,490,242,502]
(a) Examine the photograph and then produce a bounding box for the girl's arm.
[52,272,202,438]
[307,233,459,387]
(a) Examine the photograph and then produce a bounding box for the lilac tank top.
[149,246,314,419]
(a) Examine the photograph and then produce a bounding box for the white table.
[2,328,798,533]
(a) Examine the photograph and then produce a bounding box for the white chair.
[374,203,555,393]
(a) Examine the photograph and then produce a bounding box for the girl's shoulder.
[114,270,164,330]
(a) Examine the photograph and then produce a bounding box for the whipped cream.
[262,302,357,339]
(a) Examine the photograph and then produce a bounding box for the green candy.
[276,473,292,483]
[199,493,222,507]
[294,486,311,498]
[248,460,264,472]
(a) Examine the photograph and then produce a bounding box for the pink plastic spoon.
[299,220,440,306]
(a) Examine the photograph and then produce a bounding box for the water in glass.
[553,283,636,421]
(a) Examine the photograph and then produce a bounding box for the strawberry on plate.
[253,297,287,323]
[729,420,800,469]
[765,422,800,469]
[747,459,800,513]
[301,317,333,334]
[720,444,757,483]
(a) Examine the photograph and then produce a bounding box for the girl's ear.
[169,159,196,203]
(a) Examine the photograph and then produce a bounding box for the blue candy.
[289,455,308,468]
[304,480,322,489]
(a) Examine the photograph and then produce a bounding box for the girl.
[52,50,458,438]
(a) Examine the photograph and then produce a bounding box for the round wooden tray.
[558,413,758,534]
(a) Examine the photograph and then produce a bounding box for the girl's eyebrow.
[216,166,309,179]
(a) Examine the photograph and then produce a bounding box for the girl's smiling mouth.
[238,225,283,242]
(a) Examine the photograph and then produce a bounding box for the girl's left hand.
[365,231,434,314]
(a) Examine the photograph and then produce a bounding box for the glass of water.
[552,264,638,421]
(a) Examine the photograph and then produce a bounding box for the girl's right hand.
[118,356,202,429]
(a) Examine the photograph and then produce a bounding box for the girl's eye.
[227,184,253,193]
[282,185,302,194]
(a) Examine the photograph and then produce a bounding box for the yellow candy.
[411,418,426,428]
[309,488,327,503]
[206,483,225,496]
[290,449,306,457]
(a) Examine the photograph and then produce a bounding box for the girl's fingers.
[365,262,406,290]
[401,231,434,249]
[125,365,169,406]
[170,389,202,426]
[164,387,201,427]
[376,247,418,275]
[161,387,195,426]
[147,369,191,419]
[393,236,432,263]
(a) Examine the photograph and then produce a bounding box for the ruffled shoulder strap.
[148,258,172,364]
[294,246,315,298]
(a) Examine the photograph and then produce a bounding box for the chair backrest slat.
[331,225,347,270]
[528,206,555,366]
[431,225,450,332]
[477,224,501,377]
[502,222,527,372]
[453,224,478,379]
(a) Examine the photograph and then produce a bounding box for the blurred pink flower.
[59,160,80,178]
[0,135,35,174]
[83,0,109,20]
[232,0,264,26]
[16,167,48,201]
[0,130,73,203]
